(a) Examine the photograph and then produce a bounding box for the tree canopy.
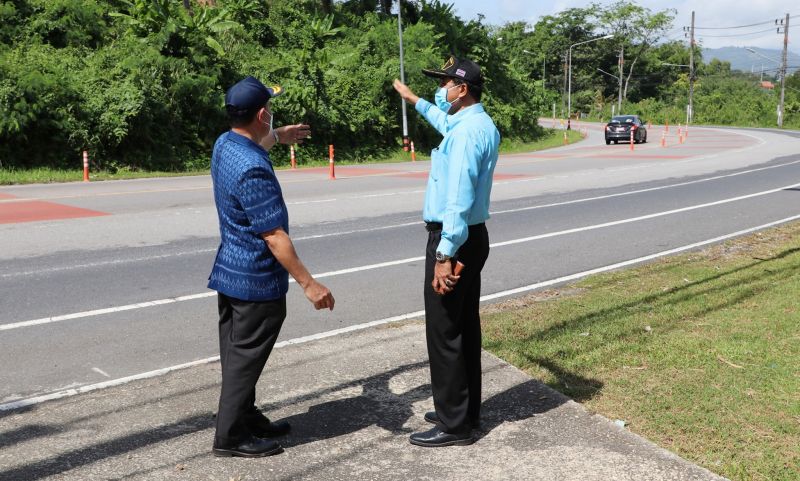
[0,0,796,171]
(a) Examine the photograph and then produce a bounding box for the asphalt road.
[1,122,799,406]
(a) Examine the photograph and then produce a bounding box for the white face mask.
[262,108,273,131]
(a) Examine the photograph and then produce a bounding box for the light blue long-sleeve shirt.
[415,98,500,257]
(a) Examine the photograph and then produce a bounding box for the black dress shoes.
[246,407,291,438]
[409,426,474,447]
[212,435,284,458]
[424,411,480,429]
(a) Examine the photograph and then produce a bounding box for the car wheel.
[643,133,647,143]
[605,139,611,145]
[613,140,618,144]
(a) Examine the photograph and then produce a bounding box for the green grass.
[482,223,800,481]
[498,128,584,154]
[0,128,585,185]
[0,167,210,185]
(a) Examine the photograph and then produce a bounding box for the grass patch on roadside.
[482,223,800,481]
[499,128,583,155]
[0,129,584,185]
[0,167,210,185]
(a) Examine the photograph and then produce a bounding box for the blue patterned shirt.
[415,99,500,256]
[207,131,289,301]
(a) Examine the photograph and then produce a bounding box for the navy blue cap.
[224,76,284,112]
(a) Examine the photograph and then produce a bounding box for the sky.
[451,0,797,54]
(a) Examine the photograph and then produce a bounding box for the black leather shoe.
[246,408,291,438]
[424,411,480,429]
[212,435,284,458]
[409,426,474,447]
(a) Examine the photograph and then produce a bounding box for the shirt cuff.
[436,237,459,258]
[416,98,432,115]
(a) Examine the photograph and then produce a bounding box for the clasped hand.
[432,260,460,296]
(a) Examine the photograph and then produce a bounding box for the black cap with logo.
[422,56,484,86]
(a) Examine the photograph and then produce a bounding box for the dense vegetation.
[1,0,797,172]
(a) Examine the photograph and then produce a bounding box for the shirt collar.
[227,130,268,155]
[448,103,485,128]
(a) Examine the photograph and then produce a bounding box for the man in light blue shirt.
[394,56,500,447]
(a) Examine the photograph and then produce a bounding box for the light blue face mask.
[434,85,460,114]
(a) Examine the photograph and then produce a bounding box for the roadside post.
[329,145,336,180]
[82,151,90,182]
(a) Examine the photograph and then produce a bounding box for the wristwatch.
[435,251,451,263]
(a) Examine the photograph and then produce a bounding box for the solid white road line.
[2,180,798,332]
[3,212,799,412]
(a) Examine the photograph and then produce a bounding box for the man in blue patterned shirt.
[208,76,335,458]
[394,57,500,447]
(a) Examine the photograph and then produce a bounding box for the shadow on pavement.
[0,355,576,480]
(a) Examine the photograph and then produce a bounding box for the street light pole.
[617,45,623,113]
[688,11,695,125]
[568,34,613,121]
[397,1,409,150]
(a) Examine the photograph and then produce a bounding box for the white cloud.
[452,0,796,53]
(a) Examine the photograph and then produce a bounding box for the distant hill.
[702,46,800,75]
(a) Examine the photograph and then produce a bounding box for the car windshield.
[610,116,637,124]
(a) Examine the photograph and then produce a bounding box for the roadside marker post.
[290,145,297,169]
[410,141,416,162]
[328,145,336,180]
[661,131,666,147]
[82,150,90,182]
[630,130,634,151]
[563,131,569,145]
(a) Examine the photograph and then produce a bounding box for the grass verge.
[481,222,800,481]
[0,167,210,185]
[0,129,583,185]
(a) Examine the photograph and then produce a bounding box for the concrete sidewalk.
[0,321,726,481]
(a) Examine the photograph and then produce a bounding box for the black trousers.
[424,223,490,434]
[215,293,286,445]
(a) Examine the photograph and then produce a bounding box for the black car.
[605,115,647,145]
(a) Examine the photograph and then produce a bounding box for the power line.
[695,27,780,38]
[693,15,796,30]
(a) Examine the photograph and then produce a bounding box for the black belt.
[425,222,485,232]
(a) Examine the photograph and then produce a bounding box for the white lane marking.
[3,212,799,412]
[490,181,800,248]
[0,293,216,331]
[293,221,421,241]
[482,213,800,301]
[2,181,798,332]
[92,367,110,378]
[0,249,219,279]
[287,198,337,205]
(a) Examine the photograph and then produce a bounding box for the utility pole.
[688,11,695,125]
[617,45,623,113]
[778,13,789,128]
